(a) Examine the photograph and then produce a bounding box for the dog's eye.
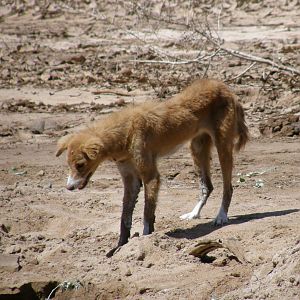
[75,162,85,170]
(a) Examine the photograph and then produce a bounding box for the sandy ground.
[0,1,300,299]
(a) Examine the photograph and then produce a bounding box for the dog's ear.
[56,134,73,157]
[82,138,102,160]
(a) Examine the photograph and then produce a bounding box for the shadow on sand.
[166,208,299,240]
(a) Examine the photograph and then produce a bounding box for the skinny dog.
[56,79,249,256]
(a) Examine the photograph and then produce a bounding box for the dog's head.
[56,133,103,190]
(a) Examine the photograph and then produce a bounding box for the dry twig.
[229,62,257,81]
[92,89,136,97]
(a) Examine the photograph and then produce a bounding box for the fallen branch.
[131,4,300,76]
[129,57,204,65]
[200,33,300,76]
[92,89,136,97]
[228,62,257,81]
[130,50,221,67]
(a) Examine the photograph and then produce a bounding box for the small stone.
[44,119,62,131]
[146,262,154,268]
[139,287,150,294]
[37,170,45,177]
[120,68,132,77]
[29,119,45,134]
[289,276,295,283]
[27,257,39,265]
[0,224,9,233]
[6,245,21,254]
[116,99,125,106]
[0,126,13,137]
[137,250,146,261]
[125,269,132,276]
[40,72,51,81]
[37,234,45,240]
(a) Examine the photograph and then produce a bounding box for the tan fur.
[56,79,249,256]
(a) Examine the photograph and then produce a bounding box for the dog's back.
[86,79,248,157]
[126,79,247,156]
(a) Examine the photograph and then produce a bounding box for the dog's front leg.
[142,169,160,235]
[106,160,141,257]
[132,138,160,235]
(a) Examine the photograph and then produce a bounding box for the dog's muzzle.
[66,173,92,190]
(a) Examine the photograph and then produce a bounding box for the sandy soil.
[0,1,299,299]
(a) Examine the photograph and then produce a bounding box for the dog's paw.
[214,209,228,226]
[180,212,200,220]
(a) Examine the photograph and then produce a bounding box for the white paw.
[180,212,200,220]
[214,208,228,226]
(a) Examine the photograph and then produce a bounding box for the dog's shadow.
[166,209,299,240]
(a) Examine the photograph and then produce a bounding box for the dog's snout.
[66,184,75,191]
[66,175,81,190]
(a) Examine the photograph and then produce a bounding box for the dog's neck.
[92,129,129,162]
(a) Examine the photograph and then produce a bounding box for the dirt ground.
[0,1,300,299]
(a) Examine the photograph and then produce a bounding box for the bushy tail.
[235,102,249,152]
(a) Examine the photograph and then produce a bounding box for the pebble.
[6,245,21,254]
[29,119,45,134]
[37,170,45,177]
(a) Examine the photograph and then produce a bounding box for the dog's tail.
[235,102,249,152]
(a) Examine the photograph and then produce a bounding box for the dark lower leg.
[143,175,160,235]
[116,161,141,245]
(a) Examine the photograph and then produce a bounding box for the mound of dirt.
[259,114,300,137]
[222,239,300,300]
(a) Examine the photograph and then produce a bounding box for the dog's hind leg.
[180,133,214,220]
[106,160,141,257]
[214,138,234,225]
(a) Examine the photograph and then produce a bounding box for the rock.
[137,250,146,261]
[6,245,21,254]
[120,68,132,77]
[115,99,126,106]
[0,224,9,234]
[0,126,13,137]
[44,119,62,131]
[29,119,45,134]
[27,257,39,265]
[37,170,45,177]
[0,254,21,272]
[40,71,51,81]
[65,55,86,64]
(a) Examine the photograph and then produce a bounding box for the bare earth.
[0,1,299,299]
